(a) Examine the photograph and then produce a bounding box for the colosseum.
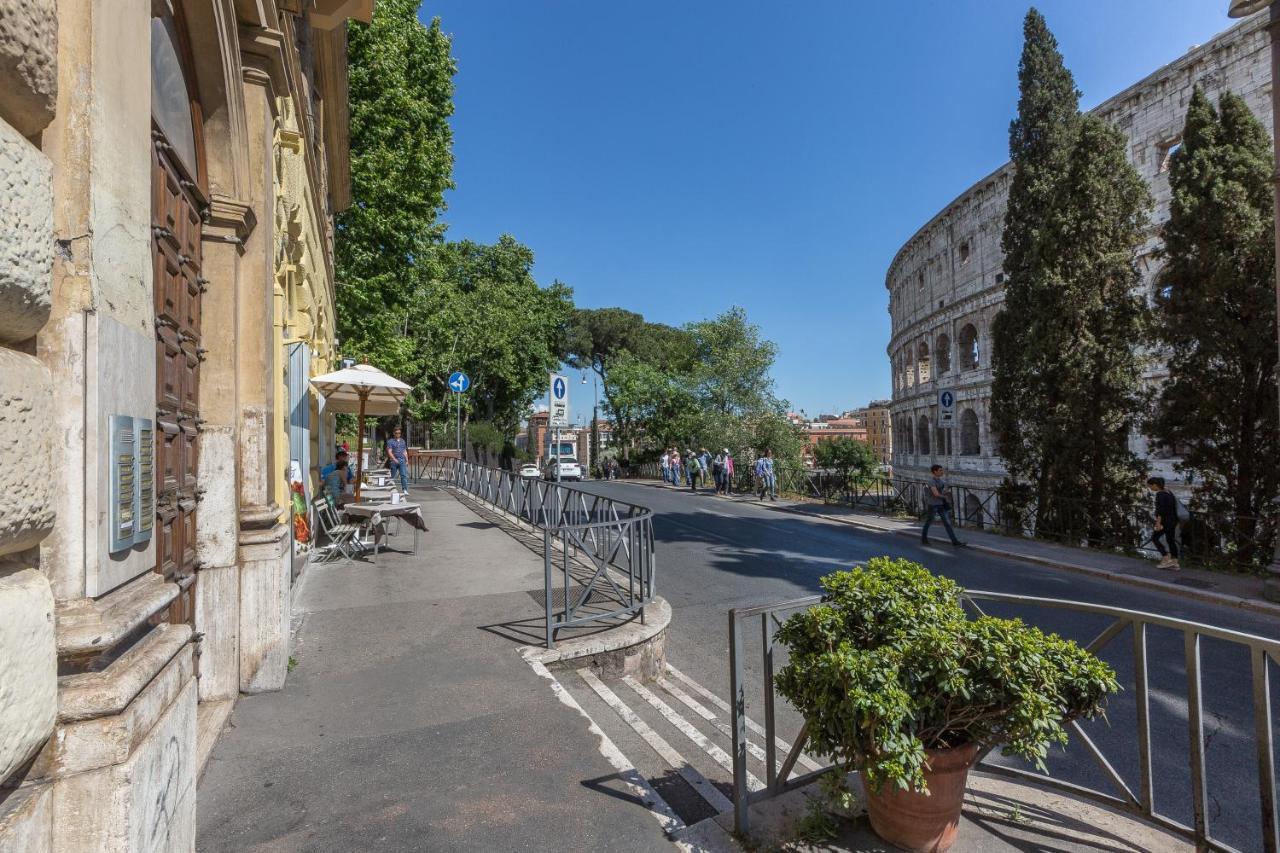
[885,14,1274,527]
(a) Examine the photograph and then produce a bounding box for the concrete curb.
[520,596,671,672]
[625,479,1280,621]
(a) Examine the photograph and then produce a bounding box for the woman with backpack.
[687,451,702,491]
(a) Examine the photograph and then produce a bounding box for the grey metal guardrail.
[417,457,656,649]
[729,591,1280,853]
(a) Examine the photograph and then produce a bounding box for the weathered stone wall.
[0,0,59,842]
[885,16,1274,510]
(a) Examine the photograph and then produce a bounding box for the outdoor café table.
[357,484,396,501]
[342,501,426,557]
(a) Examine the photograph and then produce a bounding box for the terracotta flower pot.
[861,742,979,853]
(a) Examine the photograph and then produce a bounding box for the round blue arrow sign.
[448,371,471,393]
[553,377,567,399]
[940,391,954,408]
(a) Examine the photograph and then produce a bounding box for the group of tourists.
[658,447,778,499]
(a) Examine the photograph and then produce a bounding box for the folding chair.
[312,496,360,562]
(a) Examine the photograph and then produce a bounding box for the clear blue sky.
[423,0,1239,418]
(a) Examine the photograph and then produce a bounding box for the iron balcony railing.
[728,591,1280,853]
[417,457,656,649]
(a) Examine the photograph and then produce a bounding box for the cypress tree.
[992,8,1082,522]
[992,10,1150,543]
[1152,89,1279,568]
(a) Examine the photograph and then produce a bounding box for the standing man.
[756,450,777,501]
[921,464,965,547]
[724,449,735,495]
[1147,476,1180,570]
[660,450,670,485]
[712,450,726,494]
[387,426,409,493]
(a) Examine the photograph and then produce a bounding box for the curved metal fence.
[416,456,656,649]
[728,590,1280,853]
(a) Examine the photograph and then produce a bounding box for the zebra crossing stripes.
[578,668,734,815]
[622,676,764,792]
[523,655,684,835]
[663,664,824,773]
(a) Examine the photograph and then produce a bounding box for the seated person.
[323,450,352,506]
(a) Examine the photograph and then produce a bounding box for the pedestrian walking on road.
[685,449,696,486]
[724,450,735,495]
[386,427,409,493]
[660,451,670,485]
[921,463,965,547]
[712,450,726,494]
[688,453,702,491]
[1147,475,1183,570]
[669,450,681,485]
[755,450,777,500]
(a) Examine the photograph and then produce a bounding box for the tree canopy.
[992,8,1149,544]
[1151,88,1279,567]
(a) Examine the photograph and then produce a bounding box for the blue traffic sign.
[448,371,471,393]
[939,390,955,409]
[552,376,567,400]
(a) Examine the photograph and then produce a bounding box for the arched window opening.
[917,341,931,384]
[958,324,979,371]
[917,415,931,456]
[936,334,951,374]
[960,409,980,456]
[904,416,914,455]
[964,494,984,529]
[905,347,915,388]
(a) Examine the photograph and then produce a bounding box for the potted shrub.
[774,557,1119,853]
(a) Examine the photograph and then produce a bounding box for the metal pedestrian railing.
[418,457,656,649]
[729,591,1280,853]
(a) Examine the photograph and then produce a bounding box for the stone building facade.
[0,1,369,849]
[885,16,1273,524]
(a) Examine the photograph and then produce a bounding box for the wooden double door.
[151,127,205,624]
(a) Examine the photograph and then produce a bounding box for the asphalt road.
[574,478,1280,853]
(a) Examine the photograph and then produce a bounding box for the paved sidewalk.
[631,479,1280,618]
[196,486,672,853]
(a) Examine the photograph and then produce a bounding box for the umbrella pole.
[354,389,368,502]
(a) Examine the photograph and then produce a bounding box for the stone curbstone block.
[0,118,53,344]
[0,0,57,137]
[0,567,56,784]
[0,349,55,555]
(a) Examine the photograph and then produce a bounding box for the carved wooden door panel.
[152,127,204,626]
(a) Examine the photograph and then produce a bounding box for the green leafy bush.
[774,557,1119,793]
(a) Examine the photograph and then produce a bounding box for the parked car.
[518,463,541,479]
[544,456,583,481]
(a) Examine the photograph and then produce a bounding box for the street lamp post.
[1226,0,1280,600]
[582,372,599,475]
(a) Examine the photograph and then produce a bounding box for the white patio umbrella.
[310,362,412,501]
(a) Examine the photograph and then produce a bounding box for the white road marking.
[657,677,772,766]
[664,664,823,773]
[623,675,764,792]
[521,653,684,836]
[578,668,734,815]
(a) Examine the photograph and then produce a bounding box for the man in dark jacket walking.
[1147,476,1180,570]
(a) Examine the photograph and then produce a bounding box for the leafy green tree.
[337,2,456,380]
[687,307,779,418]
[991,10,1149,544]
[563,308,694,456]
[1152,89,1279,568]
[813,437,878,500]
[406,237,573,442]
